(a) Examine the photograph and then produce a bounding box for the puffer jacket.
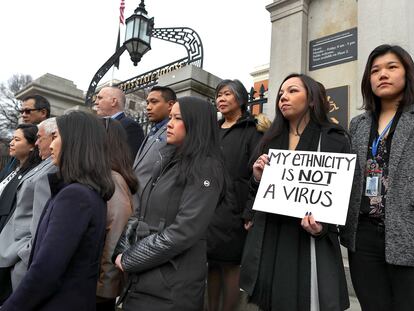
[113,146,224,311]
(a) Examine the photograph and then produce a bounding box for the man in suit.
[94,86,144,159]
[0,118,58,292]
[132,86,176,212]
[0,95,51,178]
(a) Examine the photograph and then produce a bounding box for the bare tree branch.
[0,74,33,138]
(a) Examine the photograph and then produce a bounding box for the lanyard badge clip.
[364,118,393,197]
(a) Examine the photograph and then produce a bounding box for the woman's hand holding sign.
[253,154,270,182]
[301,212,323,236]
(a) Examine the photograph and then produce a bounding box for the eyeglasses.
[19,108,41,115]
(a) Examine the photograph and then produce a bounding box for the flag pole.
[112,0,125,85]
[111,24,121,85]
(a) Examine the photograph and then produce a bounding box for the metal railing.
[127,83,268,135]
[247,84,267,115]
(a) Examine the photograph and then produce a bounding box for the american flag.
[119,0,125,25]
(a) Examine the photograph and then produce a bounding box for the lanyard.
[371,118,394,158]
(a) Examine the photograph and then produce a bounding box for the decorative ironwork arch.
[85,27,203,106]
[151,27,203,67]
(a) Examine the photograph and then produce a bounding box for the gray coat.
[0,158,57,288]
[132,125,167,212]
[341,104,414,266]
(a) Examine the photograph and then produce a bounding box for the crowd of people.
[0,43,413,311]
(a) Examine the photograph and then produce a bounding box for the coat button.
[203,180,210,187]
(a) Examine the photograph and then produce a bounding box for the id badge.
[364,159,382,197]
[365,173,382,197]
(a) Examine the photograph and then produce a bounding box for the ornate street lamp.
[124,0,154,66]
[85,0,204,106]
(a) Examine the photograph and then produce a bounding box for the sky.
[0,0,272,93]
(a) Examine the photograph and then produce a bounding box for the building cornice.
[266,0,311,22]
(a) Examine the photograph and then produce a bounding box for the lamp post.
[85,0,203,106]
[85,0,155,105]
[124,0,154,66]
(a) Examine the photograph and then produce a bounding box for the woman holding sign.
[240,73,350,311]
[341,44,414,311]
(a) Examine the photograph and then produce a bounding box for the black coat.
[0,173,22,233]
[114,147,224,311]
[207,113,261,263]
[0,164,30,233]
[240,123,350,311]
[115,112,145,160]
[2,174,107,311]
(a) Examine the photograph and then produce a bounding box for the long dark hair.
[257,73,331,153]
[173,96,223,184]
[16,123,41,173]
[361,44,414,112]
[56,111,114,200]
[102,118,138,194]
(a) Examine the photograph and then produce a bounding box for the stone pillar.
[307,0,358,120]
[265,0,310,119]
[357,0,414,108]
[15,73,86,116]
[157,65,222,102]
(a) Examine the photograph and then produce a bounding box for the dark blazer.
[218,112,262,220]
[341,104,414,266]
[0,158,16,181]
[1,174,107,311]
[208,113,261,263]
[114,148,224,311]
[115,112,145,159]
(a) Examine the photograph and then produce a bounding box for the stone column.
[265,0,311,119]
[357,0,414,108]
[157,65,222,101]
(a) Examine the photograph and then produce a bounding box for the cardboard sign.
[252,149,356,225]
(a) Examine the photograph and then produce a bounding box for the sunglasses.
[19,108,41,115]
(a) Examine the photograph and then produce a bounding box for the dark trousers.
[96,298,116,311]
[0,267,12,305]
[349,218,414,311]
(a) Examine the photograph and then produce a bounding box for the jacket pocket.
[129,266,173,301]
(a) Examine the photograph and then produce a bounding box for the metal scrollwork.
[85,27,204,106]
[151,27,203,67]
